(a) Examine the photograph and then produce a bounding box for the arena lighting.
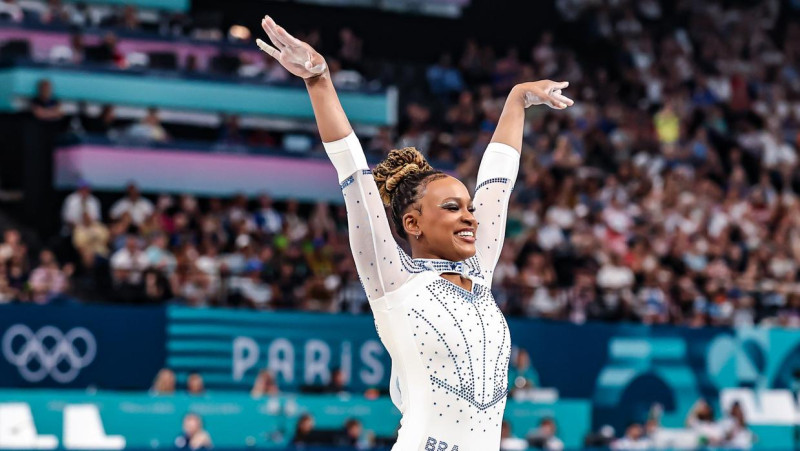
[228,24,251,41]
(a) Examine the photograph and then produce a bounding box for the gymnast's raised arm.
[258,16,410,301]
[470,81,574,284]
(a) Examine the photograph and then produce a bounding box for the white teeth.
[457,231,474,237]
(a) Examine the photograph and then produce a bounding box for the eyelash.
[445,206,476,213]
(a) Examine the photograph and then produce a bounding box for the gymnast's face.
[404,176,477,262]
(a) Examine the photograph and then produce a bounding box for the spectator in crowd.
[30,79,62,122]
[216,115,246,148]
[610,423,652,450]
[337,28,362,70]
[0,0,23,22]
[118,5,139,30]
[28,249,71,304]
[72,212,111,268]
[82,104,117,136]
[427,54,465,99]
[86,32,123,67]
[335,418,367,449]
[583,425,616,448]
[508,347,540,394]
[253,194,282,236]
[151,368,177,395]
[250,370,280,397]
[228,260,272,309]
[110,183,155,226]
[500,420,528,451]
[0,265,17,303]
[61,180,101,228]
[64,33,85,64]
[527,417,564,450]
[324,368,348,394]
[333,265,369,314]
[187,372,205,395]
[174,413,212,450]
[110,234,148,284]
[0,230,28,293]
[124,108,169,143]
[685,399,722,447]
[144,232,176,274]
[291,413,316,446]
[719,402,753,449]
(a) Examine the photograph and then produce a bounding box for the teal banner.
[2,304,800,446]
[0,65,395,125]
[0,390,589,449]
[167,307,390,391]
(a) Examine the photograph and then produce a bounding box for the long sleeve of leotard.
[324,131,411,302]
[471,142,520,286]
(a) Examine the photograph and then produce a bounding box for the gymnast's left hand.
[256,15,328,79]
[514,80,574,110]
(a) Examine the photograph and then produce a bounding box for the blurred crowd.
[2,0,800,331]
[0,0,224,41]
[0,0,368,88]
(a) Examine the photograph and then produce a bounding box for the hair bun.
[373,147,434,206]
[386,163,419,194]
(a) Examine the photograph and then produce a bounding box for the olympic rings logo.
[1,324,97,383]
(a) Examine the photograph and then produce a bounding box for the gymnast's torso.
[372,258,511,451]
[326,132,520,451]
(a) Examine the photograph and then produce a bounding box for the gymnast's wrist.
[303,68,331,85]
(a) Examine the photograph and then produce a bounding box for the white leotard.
[324,132,520,451]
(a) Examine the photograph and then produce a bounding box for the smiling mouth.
[455,231,476,243]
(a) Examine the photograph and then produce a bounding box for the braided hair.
[372,147,446,240]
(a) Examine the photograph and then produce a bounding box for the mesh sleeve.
[471,142,520,287]
[325,133,412,302]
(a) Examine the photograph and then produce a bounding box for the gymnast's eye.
[468,207,476,213]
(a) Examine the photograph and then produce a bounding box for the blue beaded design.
[475,177,509,191]
[340,176,355,190]
[411,279,509,412]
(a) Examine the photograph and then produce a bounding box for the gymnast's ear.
[402,208,422,240]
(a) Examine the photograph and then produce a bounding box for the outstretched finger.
[262,16,290,49]
[275,24,304,48]
[256,39,280,58]
[552,89,574,107]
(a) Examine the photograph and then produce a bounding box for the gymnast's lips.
[455,228,476,243]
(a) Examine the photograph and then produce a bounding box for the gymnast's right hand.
[257,15,327,79]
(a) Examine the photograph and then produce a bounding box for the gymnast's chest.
[403,277,510,368]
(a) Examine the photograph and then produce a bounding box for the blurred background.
[0,0,799,449]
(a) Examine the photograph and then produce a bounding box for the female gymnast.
[257,16,573,450]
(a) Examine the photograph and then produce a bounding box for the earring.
[415,233,421,240]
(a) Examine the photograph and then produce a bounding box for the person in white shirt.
[256,16,573,450]
[110,183,155,226]
[719,402,753,449]
[110,235,148,284]
[611,423,653,450]
[253,193,282,235]
[61,180,101,227]
[499,421,527,451]
[527,418,564,450]
[685,398,723,447]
